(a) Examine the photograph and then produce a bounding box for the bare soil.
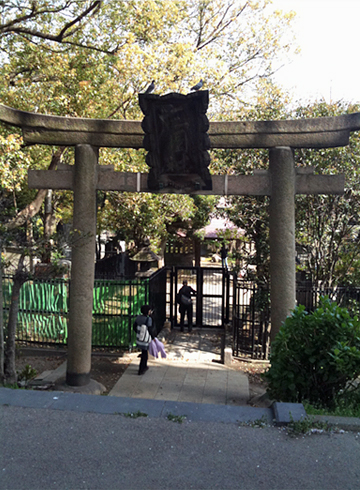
[231,358,269,403]
[15,348,130,394]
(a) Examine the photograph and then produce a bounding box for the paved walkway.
[109,330,249,405]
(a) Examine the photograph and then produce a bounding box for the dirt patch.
[231,358,269,403]
[15,350,130,395]
[88,356,131,393]
[16,353,66,378]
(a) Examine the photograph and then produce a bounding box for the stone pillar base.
[55,378,106,395]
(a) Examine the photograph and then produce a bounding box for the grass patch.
[122,410,148,418]
[239,415,269,428]
[3,383,25,389]
[304,390,360,419]
[18,364,37,382]
[167,413,186,424]
[287,416,332,437]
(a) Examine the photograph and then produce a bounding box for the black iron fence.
[232,281,360,360]
[296,285,360,317]
[4,269,360,356]
[232,280,270,360]
[2,275,149,349]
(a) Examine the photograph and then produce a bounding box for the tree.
[0,0,297,220]
[0,0,298,382]
[0,1,116,54]
[294,101,360,287]
[100,192,216,258]
[218,95,360,288]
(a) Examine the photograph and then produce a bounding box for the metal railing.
[232,280,270,360]
[5,271,360,355]
[169,266,232,328]
[232,281,360,360]
[2,275,149,349]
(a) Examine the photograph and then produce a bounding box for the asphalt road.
[1,405,360,490]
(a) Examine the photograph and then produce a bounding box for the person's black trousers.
[139,349,148,374]
[180,305,193,331]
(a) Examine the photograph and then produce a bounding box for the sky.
[270,0,360,104]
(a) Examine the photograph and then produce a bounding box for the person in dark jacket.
[133,304,156,375]
[221,244,228,270]
[178,280,196,333]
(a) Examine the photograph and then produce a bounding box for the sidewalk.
[109,330,249,406]
[0,329,274,424]
[109,358,249,405]
[1,329,360,430]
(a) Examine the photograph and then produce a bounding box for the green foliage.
[263,297,360,407]
[286,415,332,437]
[17,364,37,382]
[167,413,186,424]
[304,388,360,418]
[122,410,148,418]
[294,101,360,287]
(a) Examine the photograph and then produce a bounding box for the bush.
[263,297,360,407]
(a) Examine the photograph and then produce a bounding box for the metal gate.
[232,279,270,359]
[148,267,170,334]
[169,267,232,329]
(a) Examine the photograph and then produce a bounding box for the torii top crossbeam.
[1,103,360,149]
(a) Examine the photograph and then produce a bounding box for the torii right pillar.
[269,147,296,342]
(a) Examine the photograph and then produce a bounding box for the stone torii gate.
[1,103,359,390]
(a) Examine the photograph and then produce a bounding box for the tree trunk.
[41,189,53,263]
[4,260,28,385]
[158,238,167,268]
[193,237,201,267]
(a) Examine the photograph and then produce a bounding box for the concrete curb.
[271,403,360,432]
[2,387,360,431]
[272,402,307,425]
[0,387,273,424]
[312,414,360,432]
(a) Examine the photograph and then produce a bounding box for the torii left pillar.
[66,145,97,386]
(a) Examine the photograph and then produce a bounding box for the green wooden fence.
[2,276,149,348]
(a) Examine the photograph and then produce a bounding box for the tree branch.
[57,1,101,40]
[0,1,116,54]
[6,147,65,230]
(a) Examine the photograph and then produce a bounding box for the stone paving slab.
[109,357,249,406]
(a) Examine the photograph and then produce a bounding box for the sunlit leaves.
[293,100,360,287]
[0,0,298,251]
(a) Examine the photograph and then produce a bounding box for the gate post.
[196,267,203,326]
[66,144,98,386]
[269,147,296,342]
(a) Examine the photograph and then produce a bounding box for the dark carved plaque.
[139,91,212,192]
